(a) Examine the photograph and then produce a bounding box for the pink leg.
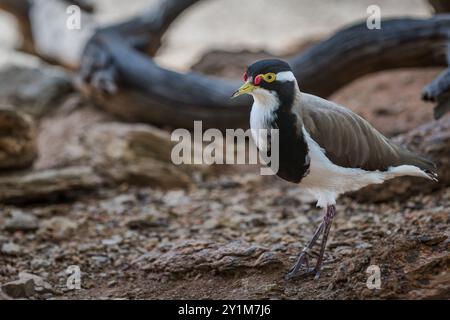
[287,205,336,280]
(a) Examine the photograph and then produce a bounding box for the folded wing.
[299,93,436,173]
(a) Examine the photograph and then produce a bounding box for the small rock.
[0,65,72,118]
[91,255,109,266]
[38,217,78,240]
[414,233,448,246]
[125,215,168,230]
[18,272,53,294]
[41,293,54,300]
[100,194,136,215]
[107,280,117,288]
[203,218,219,230]
[1,242,22,256]
[0,166,102,204]
[102,235,123,246]
[1,278,35,298]
[30,258,52,269]
[355,242,373,249]
[4,210,39,232]
[77,243,97,252]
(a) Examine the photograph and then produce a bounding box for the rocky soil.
[0,43,449,299]
[0,175,448,299]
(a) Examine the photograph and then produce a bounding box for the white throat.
[251,88,279,110]
[250,89,279,151]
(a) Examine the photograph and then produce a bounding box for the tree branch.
[100,0,200,55]
[78,15,450,129]
[3,1,450,125]
[428,0,450,13]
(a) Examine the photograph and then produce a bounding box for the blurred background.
[0,0,431,69]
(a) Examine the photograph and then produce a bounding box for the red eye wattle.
[254,75,262,85]
[243,72,248,81]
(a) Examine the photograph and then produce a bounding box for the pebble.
[1,242,22,256]
[18,272,53,293]
[30,258,52,269]
[1,272,51,299]
[91,255,109,265]
[77,243,98,252]
[125,216,168,230]
[38,217,78,239]
[102,235,123,246]
[4,210,39,232]
[107,280,117,287]
[1,278,35,298]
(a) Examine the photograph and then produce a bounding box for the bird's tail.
[387,164,438,181]
[410,155,438,182]
[393,152,438,182]
[424,169,439,182]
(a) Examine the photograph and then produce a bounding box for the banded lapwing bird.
[232,59,438,279]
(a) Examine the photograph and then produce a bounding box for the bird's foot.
[286,251,317,280]
[286,250,325,280]
[286,267,318,280]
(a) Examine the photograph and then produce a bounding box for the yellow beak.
[231,82,256,98]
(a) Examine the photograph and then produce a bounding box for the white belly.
[299,128,426,208]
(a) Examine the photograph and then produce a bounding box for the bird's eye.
[254,75,262,85]
[243,72,248,82]
[264,73,276,83]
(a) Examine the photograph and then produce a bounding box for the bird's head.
[231,59,297,103]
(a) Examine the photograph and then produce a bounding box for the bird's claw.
[286,251,323,280]
[286,251,314,279]
[286,267,318,280]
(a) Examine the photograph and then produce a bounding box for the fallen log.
[2,0,450,128]
[77,14,450,129]
[0,166,102,204]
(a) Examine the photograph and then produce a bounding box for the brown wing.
[299,93,435,172]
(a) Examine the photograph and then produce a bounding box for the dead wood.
[77,15,450,129]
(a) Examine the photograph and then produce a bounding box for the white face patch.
[276,71,296,82]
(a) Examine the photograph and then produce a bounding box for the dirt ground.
[1,174,448,300]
